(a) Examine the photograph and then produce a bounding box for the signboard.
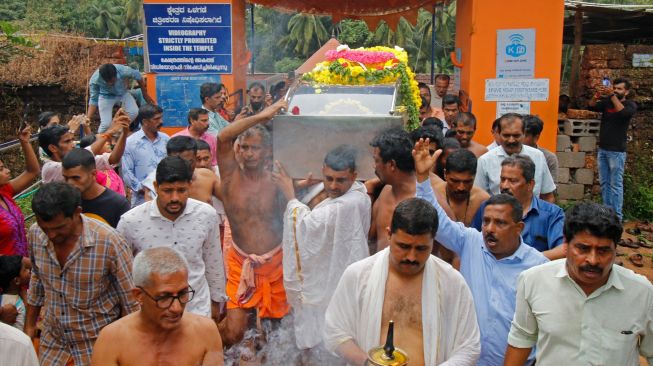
[156,74,221,127]
[496,102,530,118]
[633,54,653,68]
[496,29,535,78]
[485,78,549,102]
[144,4,232,73]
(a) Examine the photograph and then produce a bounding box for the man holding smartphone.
[588,77,637,221]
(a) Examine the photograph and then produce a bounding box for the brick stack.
[556,109,601,201]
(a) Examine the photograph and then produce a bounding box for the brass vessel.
[367,320,409,366]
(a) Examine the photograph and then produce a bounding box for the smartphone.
[19,103,30,132]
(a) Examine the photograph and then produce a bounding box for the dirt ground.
[618,221,653,366]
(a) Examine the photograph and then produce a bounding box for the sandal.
[629,253,644,267]
[626,228,642,236]
[638,239,653,249]
[619,238,640,249]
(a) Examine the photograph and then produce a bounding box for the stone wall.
[556,110,600,201]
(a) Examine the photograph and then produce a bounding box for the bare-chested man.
[143,136,219,205]
[368,127,453,253]
[435,149,489,227]
[324,197,480,366]
[91,247,224,366]
[452,112,488,158]
[216,100,289,346]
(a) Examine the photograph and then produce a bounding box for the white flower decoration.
[336,44,350,52]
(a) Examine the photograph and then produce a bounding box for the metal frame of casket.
[272,82,405,180]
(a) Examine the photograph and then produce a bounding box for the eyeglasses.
[137,286,195,309]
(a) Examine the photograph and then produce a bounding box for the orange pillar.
[455,0,565,151]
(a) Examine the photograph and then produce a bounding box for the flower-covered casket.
[272,45,420,180]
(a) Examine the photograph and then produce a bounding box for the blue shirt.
[472,195,565,252]
[88,64,142,106]
[417,180,548,366]
[202,105,230,136]
[121,130,169,207]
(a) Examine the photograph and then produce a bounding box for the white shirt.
[474,144,556,196]
[324,248,480,365]
[0,322,39,366]
[282,181,371,349]
[117,198,227,316]
[508,259,653,366]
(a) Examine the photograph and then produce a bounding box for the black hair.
[497,113,524,133]
[390,198,439,237]
[420,96,430,109]
[523,114,544,137]
[442,94,461,108]
[156,156,193,185]
[410,126,444,150]
[0,255,22,294]
[99,64,117,82]
[442,137,461,151]
[564,202,622,244]
[454,112,477,129]
[196,139,211,151]
[62,148,96,171]
[435,74,450,83]
[38,125,69,158]
[79,134,97,149]
[199,82,225,104]
[502,155,535,183]
[485,194,523,223]
[446,149,477,175]
[248,82,265,92]
[167,136,198,155]
[187,108,209,126]
[444,129,457,138]
[612,77,631,90]
[32,182,81,221]
[491,117,501,132]
[370,127,415,173]
[324,144,357,172]
[138,104,163,121]
[422,117,444,130]
[38,111,58,128]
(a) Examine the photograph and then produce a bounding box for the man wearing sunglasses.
[91,247,224,365]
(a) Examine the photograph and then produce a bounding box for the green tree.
[336,19,371,49]
[0,0,26,22]
[0,21,38,64]
[280,13,332,57]
[88,0,124,38]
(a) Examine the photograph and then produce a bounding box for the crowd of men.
[0,63,651,366]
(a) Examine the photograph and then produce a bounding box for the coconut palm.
[279,13,332,57]
[88,0,124,38]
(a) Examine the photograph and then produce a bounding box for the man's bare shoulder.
[183,312,220,339]
[195,167,217,178]
[434,180,447,192]
[98,311,139,339]
[470,185,490,201]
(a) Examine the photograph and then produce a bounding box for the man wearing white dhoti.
[323,198,480,366]
[273,145,371,351]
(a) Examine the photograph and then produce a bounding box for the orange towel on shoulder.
[224,241,290,319]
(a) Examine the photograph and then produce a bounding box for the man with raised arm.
[413,138,548,366]
[91,247,224,366]
[216,99,289,346]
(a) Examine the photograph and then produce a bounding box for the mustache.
[500,189,513,196]
[400,260,420,266]
[484,233,497,242]
[579,264,603,273]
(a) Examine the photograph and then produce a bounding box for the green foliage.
[274,57,304,73]
[0,21,38,64]
[337,20,371,49]
[0,0,26,22]
[279,13,332,57]
[624,145,653,220]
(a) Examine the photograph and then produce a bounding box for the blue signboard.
[144,4,232,74]
[156,74,221,127]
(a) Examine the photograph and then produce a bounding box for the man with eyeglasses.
[91,247,224,365]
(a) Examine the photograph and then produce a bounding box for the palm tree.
[279,13,332,57]
[88,0,124,38]
[124,0,143,34]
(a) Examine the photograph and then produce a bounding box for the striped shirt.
[27,216,138,365]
